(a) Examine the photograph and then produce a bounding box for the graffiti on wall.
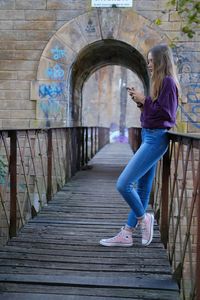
[174,46,200,129]
[50,47,66,61]
[39,46,67,125]
[46,64,65,80]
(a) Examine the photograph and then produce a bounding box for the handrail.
[0,126,110,246]
[128,127,200,300]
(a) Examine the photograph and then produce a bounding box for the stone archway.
[31,8,168,127]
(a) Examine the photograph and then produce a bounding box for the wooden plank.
[0,292,179,300]
[0,274,178,290]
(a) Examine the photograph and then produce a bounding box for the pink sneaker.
[140,213,154,246]
[99,227,133,247]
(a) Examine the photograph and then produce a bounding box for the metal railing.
[0,127,110,246]
[128,128,200,300]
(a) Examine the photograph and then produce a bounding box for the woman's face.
[147,52,154,76]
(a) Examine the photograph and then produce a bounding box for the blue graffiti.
[46,64,65,80]
[187,83,200,103]
[39,83,64,98]
[179,105,200,129]
[51,47,66,60]
[40,98,61,118]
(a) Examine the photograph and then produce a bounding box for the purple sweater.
[140,76,178,129]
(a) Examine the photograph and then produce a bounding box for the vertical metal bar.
[98,128,103,150]
[71,128,76,176]
[65,128,69,181]
[81,127,85,166]
[91,127,94,158]
[85,127,88,164]
[196,146,200,300]
[160,147,170,248]
[95,127,97,154]
[47,129,52,202]
[76,127,81,171]
[9,130,17,238]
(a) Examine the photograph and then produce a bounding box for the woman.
[100,44,180,247]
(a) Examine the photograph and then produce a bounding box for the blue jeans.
[116,128,169,228]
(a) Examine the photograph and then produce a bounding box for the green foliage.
[155,18,162,25]
[169,0,200,38]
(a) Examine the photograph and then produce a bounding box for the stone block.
[17,71,36,81]
[187,123,200,134]
[47,0,87,10]
[159,21,181,31]
[37,57,69,81]
[0,71,17,80]
[42,35,76,65]
[10,110,35,119]
[0,21,13,30]
[136,0,168,11]
[118,10,150,50]
[0,80,29,90]
[0,30,53,42]
[0,10,25,20]
[0,60,37,71]
[139,10,169,23]
[0,111,11,119]
[0,0,15,10]
[15,41,47,50]
[57,19,87,53]
[30,81,39,101]
[56,10,84,21]
[0,50,42,61]
[31,80,66,102]
[36,99,67,124]
[16,0,46,10]
[170,11,182,22]
[98,8,121,40]
[136,25,168,55]
[14,20,56,30]
[2,119,31,129]
[76,11,101,43]
[25,10,55,21]
[0,41,16,50]
[0,90,29,100]
[0,100,35,110]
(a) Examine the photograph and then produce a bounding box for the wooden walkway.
[0,143,179,300]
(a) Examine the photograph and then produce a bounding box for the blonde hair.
[148,44,180,101]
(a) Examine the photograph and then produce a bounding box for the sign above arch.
[91,0,133,7]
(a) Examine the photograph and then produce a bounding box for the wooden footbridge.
[0,142,180,300]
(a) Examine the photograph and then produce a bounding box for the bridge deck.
[0,143,179,300]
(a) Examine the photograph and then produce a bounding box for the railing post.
[94,127,97,154]
[9,130,17,238]
[47,129,52,202]
[91,127,94,158]
[81,127,85,167]
[85,127,88,164]
[128,127,141,153]
[76,127,81,171]
[196,154,200,300]
[160,147,170,248]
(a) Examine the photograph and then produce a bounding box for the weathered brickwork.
[0,0,199,131]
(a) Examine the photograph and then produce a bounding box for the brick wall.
[0,0,199,132]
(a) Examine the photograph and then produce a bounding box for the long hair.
[148,44,180,101]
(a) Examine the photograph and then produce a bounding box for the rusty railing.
[0,126,110,246]
[128,127,200,300]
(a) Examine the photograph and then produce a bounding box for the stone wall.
[0,0,199,132]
